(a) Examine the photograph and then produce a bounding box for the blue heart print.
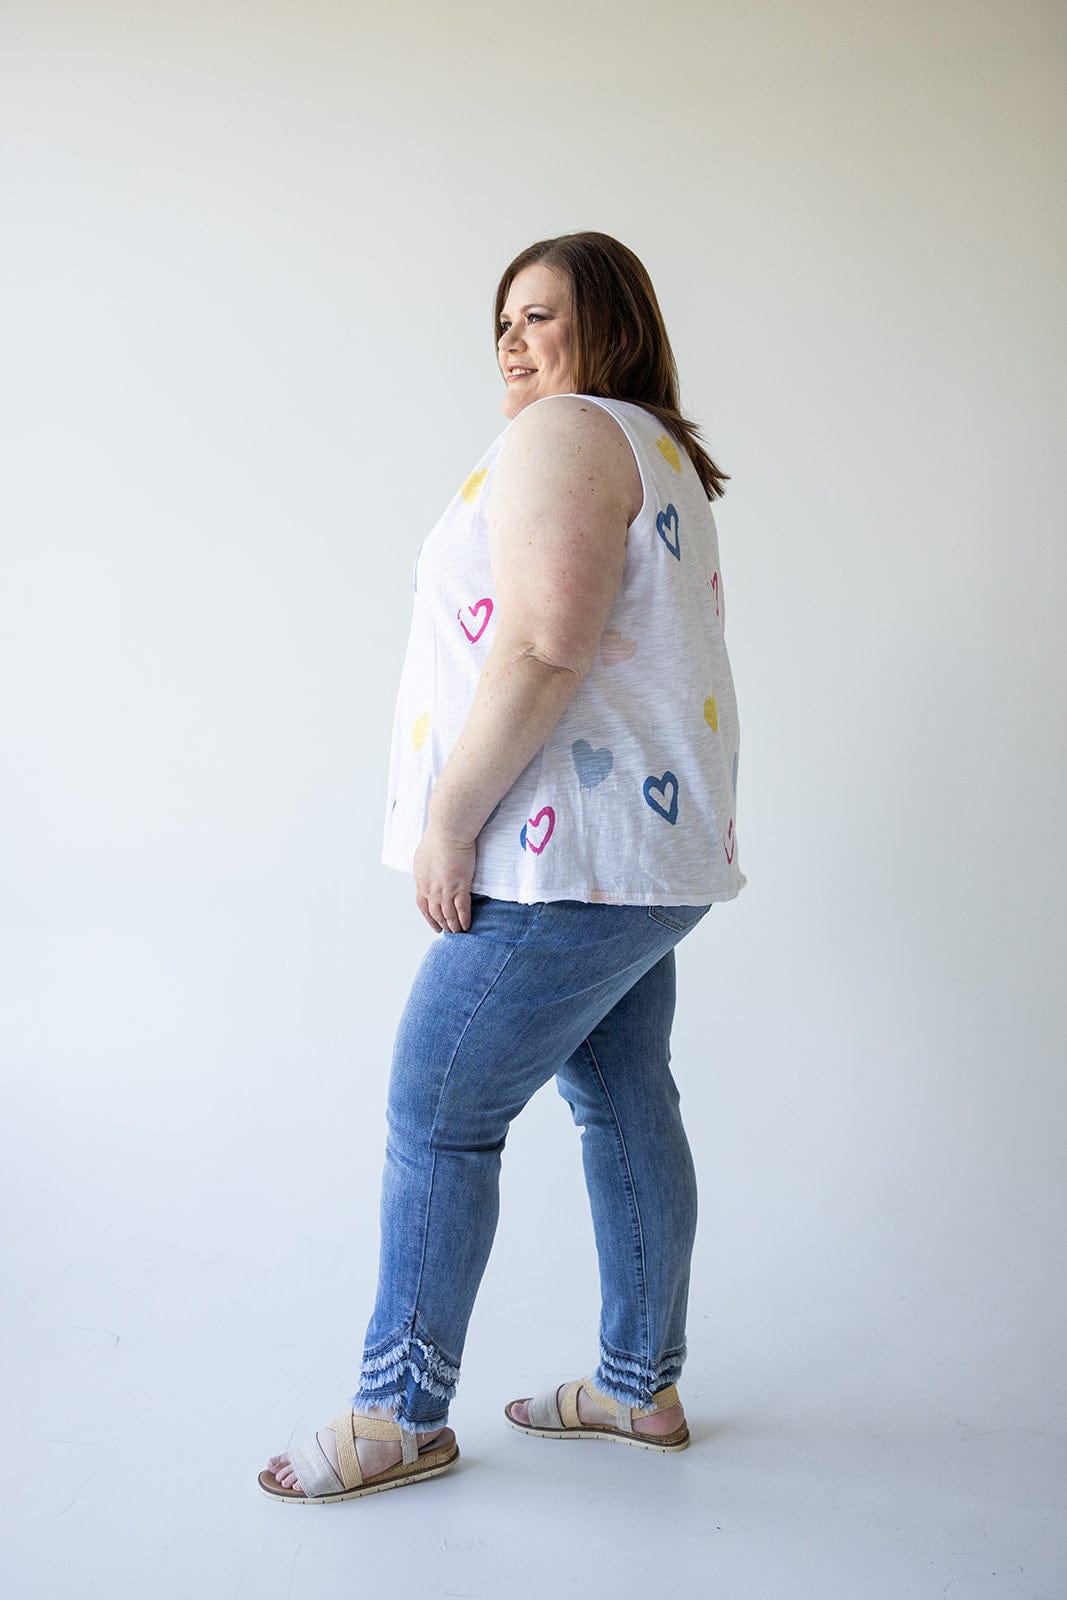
[571,739,614,789]
[643,770,679,825]
[656,504,681,560]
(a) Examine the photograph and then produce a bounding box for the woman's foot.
[265,1405,448,1493]
[507,1385,685,1437]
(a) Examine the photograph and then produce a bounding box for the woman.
[260,231,746,1503]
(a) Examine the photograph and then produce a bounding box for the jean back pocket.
[647,903,712,934]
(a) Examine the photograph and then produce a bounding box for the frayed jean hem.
[592,1337,687,1410]
[351,1329,460,1433]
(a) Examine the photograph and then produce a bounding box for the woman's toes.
[509,1400,530,1424]
[268,1455,296,1488]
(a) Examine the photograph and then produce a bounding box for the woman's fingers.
[442,895,470,934]
[416,893,444,932]
[415,891,471,933]
[437,895,467,934]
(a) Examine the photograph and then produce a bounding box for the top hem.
[381,855,747,907]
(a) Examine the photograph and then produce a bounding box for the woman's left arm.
[413,398,637,933]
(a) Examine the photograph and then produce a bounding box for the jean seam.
[407,901,549,1329]
[579,1034,652,1376]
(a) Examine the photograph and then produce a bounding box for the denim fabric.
[351,893,712,1432]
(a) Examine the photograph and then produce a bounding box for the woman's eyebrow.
[500,302,555,321]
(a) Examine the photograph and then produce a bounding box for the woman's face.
[497,263,577,419]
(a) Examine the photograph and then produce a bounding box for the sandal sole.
[504,1405,689,1452]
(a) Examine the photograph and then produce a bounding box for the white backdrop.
[2,2,1064,1596]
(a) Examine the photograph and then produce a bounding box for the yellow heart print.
[460,469,489,503]
[655,435,682,472]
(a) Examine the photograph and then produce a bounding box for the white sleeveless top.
[381,394,747,906]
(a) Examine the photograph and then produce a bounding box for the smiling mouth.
[506,366,536,380]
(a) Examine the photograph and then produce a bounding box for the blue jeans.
[351,893,712,1432]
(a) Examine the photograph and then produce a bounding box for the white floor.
[4,1068,1063,1600]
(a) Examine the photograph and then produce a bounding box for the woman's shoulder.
[499,394,641,469]
[498,397,644,518]
[504,392,623,436]
[504,394,667,464]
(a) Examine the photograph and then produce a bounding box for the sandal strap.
[646,1381,680,1413]
[287,1432,345,1498]
[339,1407,419,1465]
[331,1408,364,1490]
[527,1384,565,1430]
[583,1376,680,1432]
[584,1376,634,1433]
[558,1380,583,1430]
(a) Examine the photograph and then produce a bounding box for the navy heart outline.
[571,738,614,790]
[643,770,679,825]
[656,504,681,560]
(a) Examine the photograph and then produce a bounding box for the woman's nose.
[499,322,526,353]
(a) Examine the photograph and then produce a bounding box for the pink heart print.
[458,597,494,642]
[525,805,555,854]
[711,572,719,617]
[724,818,735,864]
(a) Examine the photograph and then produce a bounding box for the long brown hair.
[494,231,729,501]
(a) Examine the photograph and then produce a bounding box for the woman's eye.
[500,313,548,333]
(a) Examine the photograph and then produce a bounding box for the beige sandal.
[504,1375,689,1452]
[258,1407,460,1503]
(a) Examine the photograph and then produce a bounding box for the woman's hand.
[413,823,477,933]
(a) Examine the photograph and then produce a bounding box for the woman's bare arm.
[414,398,639,932]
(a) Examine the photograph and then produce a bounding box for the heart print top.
[381,393,747,906]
